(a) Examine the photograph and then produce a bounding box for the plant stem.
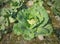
[7,16,10,26]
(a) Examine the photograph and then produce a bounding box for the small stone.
[55,16,60,21]
[26,1,34,7]
[47,10,50,14]
[38,35,44,40]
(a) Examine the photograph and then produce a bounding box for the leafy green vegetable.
[52,0,60,16]
[13,0,53,40]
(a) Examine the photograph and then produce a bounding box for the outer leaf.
[23,29,34,40]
